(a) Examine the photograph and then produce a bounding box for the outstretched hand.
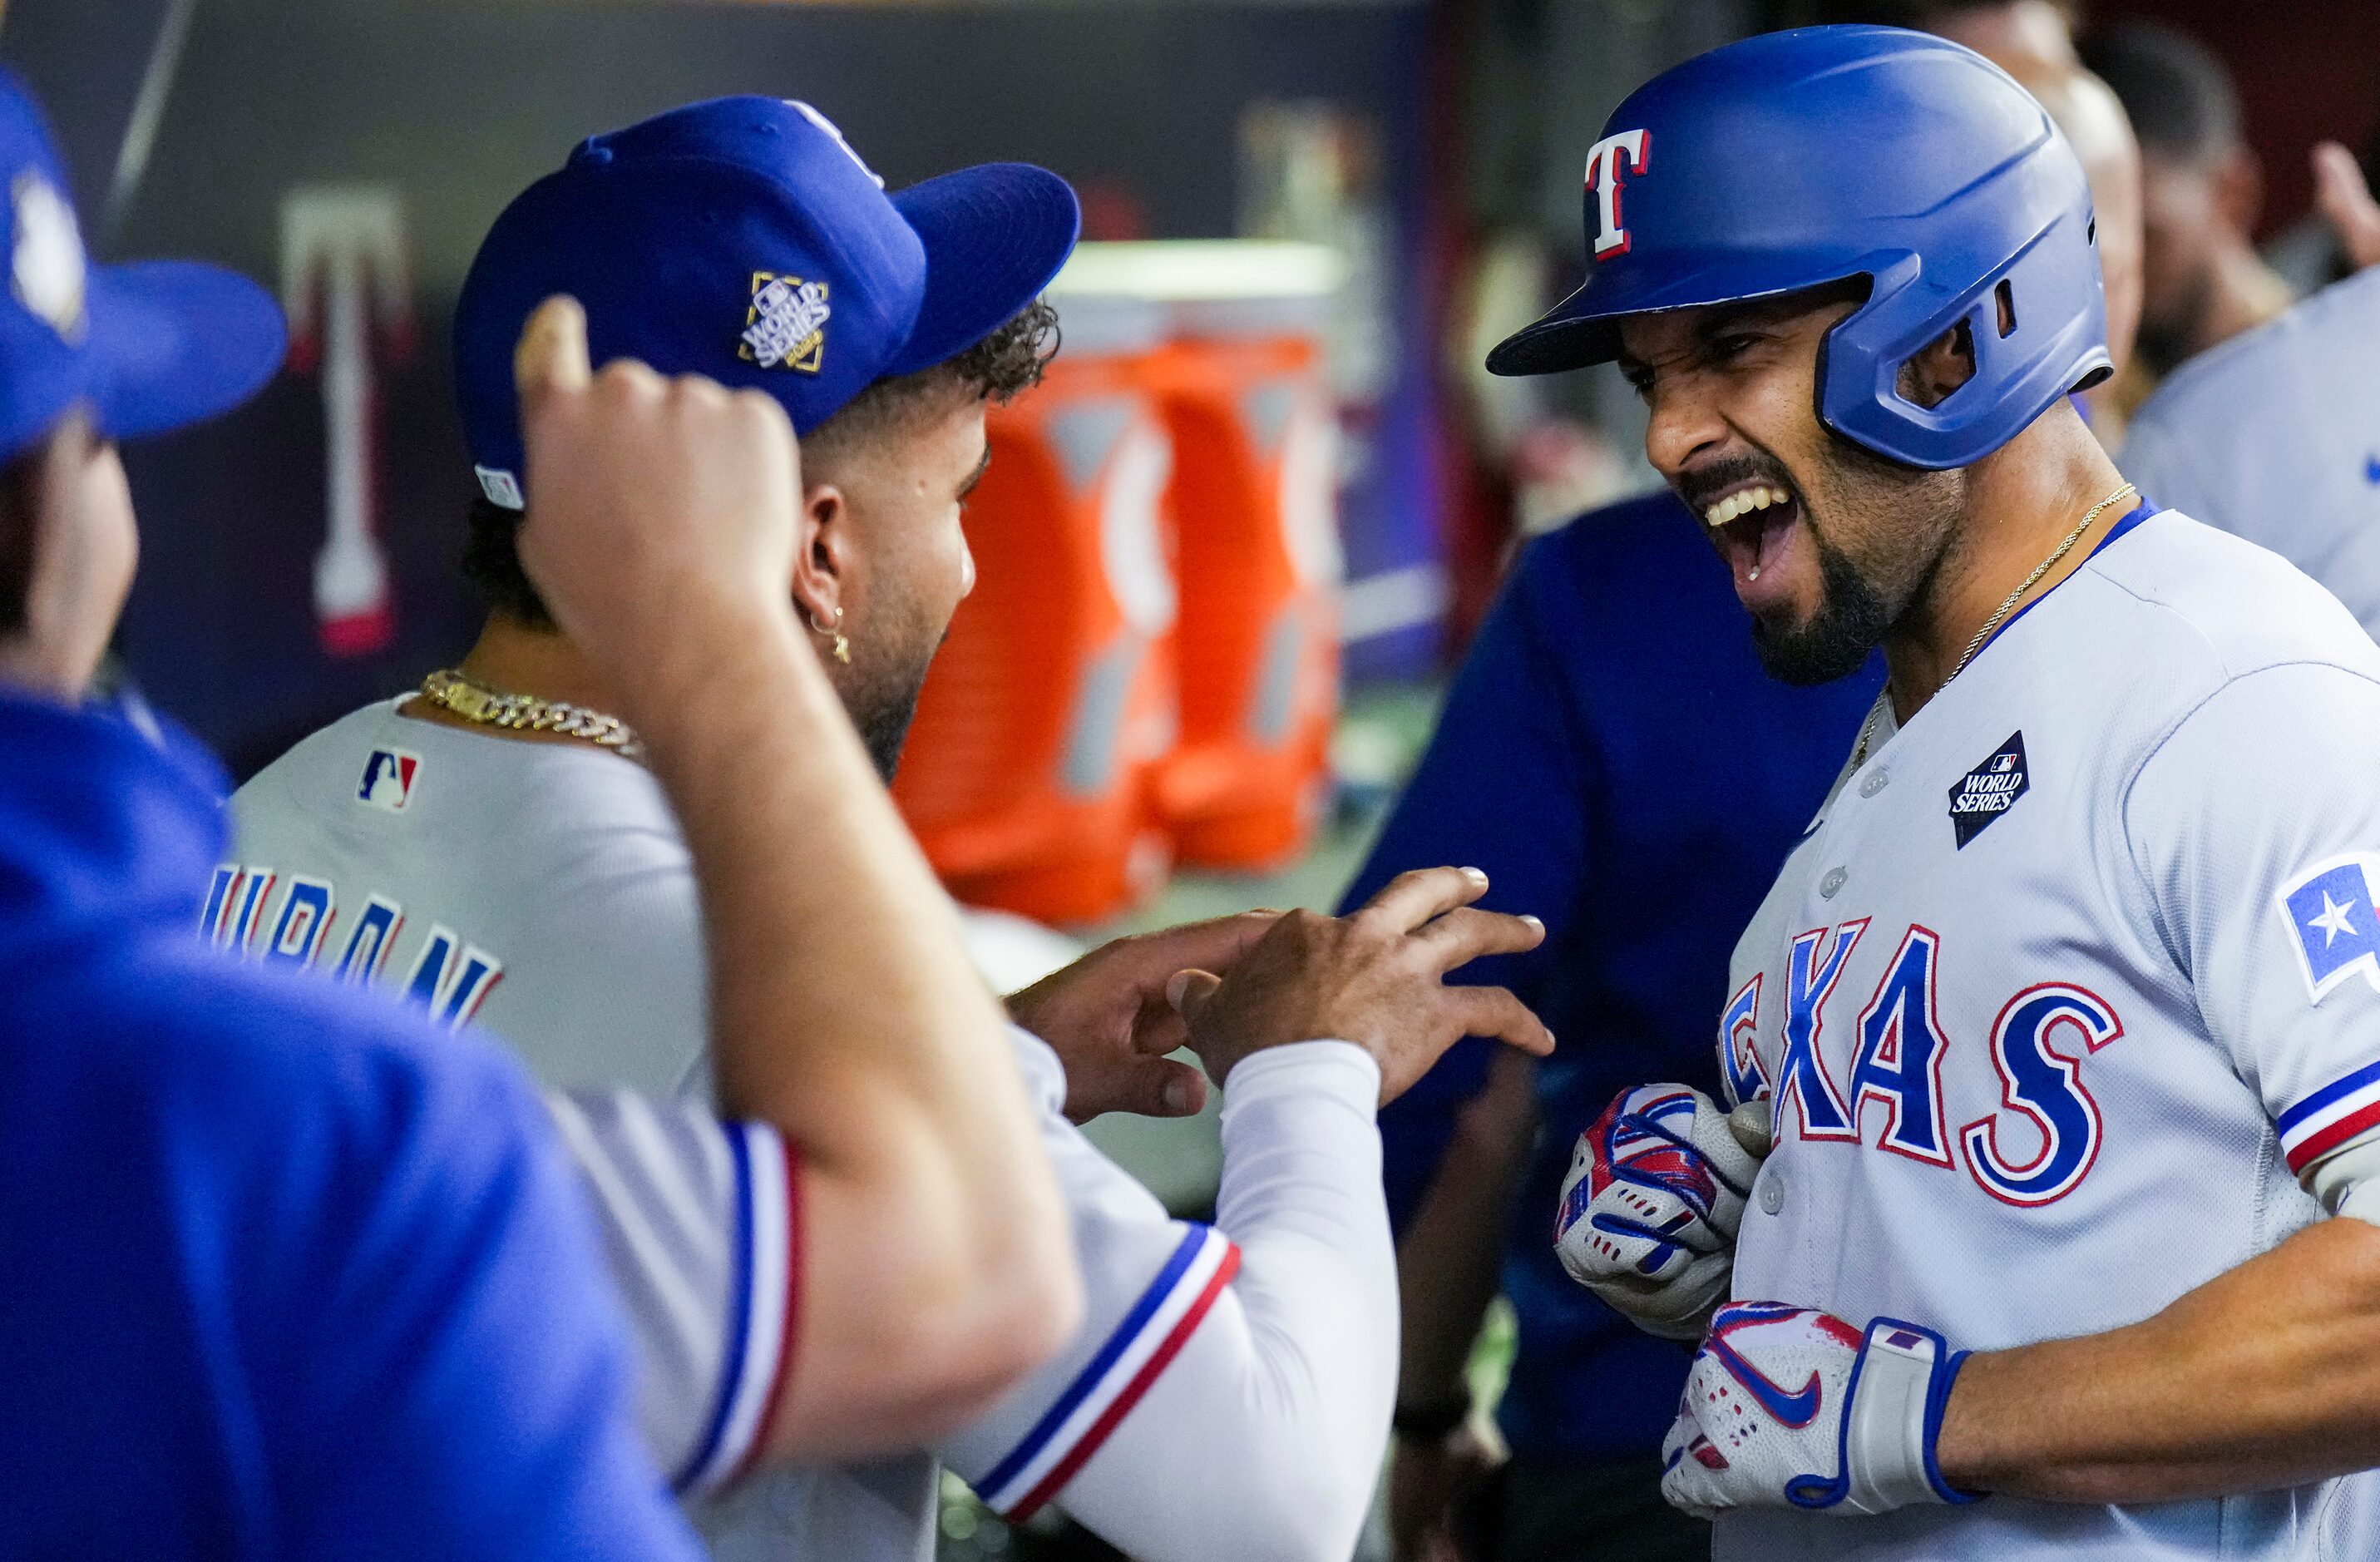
[1007,912,1280,1122]
[1168,867,1555,1106]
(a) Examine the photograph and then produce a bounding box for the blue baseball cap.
[454,96,1081,510]
[0,67,285,466]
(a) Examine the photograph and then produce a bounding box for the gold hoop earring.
[807,605,851,664]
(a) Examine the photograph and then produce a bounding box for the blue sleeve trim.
[672,1121,757,1491]
[973,1223,1209,1497]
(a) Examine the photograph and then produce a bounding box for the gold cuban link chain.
[417,668,643,758]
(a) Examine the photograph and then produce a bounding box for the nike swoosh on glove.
[1553,1083,1770,1339]
[1660,1301,1981,1520]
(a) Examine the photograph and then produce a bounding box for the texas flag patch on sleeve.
[2277,854,2380,1003]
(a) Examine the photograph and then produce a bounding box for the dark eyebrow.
[1694,299,1795,343]
[956,442,992,501]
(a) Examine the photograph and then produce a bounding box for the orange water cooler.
[892,299,1179,925]
[1151,315,1342,872]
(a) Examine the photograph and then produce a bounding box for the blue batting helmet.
[1487,26,2111,471]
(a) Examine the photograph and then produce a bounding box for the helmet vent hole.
[1994,280,2017,339]
[2087,218,2097,245]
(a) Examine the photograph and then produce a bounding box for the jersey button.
[1760,1170,1786,1215]
[1859,768,1889,798]
[1820,866,1848,898]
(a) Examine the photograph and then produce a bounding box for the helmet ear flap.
[1820,207,2111,471]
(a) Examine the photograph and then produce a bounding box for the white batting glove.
[1660,1302,1980,1520]
[1553,1084,1770,1340]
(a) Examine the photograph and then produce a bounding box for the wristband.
[1786,1317,1982,1514]
[1391,1393,1472,1443]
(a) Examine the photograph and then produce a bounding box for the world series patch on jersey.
[1713,508,2380,1561]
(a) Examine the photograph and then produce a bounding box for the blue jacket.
[1343,491,1883,1459]
[0,690,699,1559]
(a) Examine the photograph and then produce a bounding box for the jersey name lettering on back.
[204,863,503,1031]
[1745,917,2123,1205]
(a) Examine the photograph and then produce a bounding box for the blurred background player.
[2121,151,2380,637]
[230,96,1556,1562]
[0,57,1067,1556]
[2080,19,2294,417]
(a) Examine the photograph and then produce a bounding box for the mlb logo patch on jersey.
[1947,730,2028,847]
[2278,854,2380,1001]
[357,748,420,813]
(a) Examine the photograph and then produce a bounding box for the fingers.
[1412,907,1545,971]
[1128,985,1190,1057]
[1359,866,1489,936]
[1147,1058,1208,1118]
[514,294,592,414]
[1166,968,1222,1025]
[1727,1098,1775,1159]
[2313,141,2380,270]
[1128,912,1282,983]
[1447,985,1555,1057]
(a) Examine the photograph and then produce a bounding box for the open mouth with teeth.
[1701,482,1803,593]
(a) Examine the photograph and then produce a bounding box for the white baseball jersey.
[1716,507,2380,1560]
[2121,268,2380,644]
[227,699,1395,1562]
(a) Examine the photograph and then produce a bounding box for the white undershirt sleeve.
[946,1037,1395,1562]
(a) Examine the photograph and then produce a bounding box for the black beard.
[853,670,926,784]
[1748,526,1893,686]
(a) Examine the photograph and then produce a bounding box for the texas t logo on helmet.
[1585,129,1651,260]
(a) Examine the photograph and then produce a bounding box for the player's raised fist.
[1554,1085,1770,1340]
[510,294,805,707]
[1168,867,1554,1105]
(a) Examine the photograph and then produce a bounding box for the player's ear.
[791,478,850,630]
[1898,319,1977,410]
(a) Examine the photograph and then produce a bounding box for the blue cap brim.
[83,260,287,442]
[885,164,1079,378]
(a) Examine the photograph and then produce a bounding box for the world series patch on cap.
[0,66,284,466]
[454,96,1081,510]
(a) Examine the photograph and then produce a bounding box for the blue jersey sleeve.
[1343,531,1601,1232]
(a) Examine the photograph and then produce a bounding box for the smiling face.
[1617,287,1968,685]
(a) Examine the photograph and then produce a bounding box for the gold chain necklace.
[417,668,643,758]
[1851,481,2138,769]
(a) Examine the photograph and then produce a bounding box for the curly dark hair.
[462,299,1061,628]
